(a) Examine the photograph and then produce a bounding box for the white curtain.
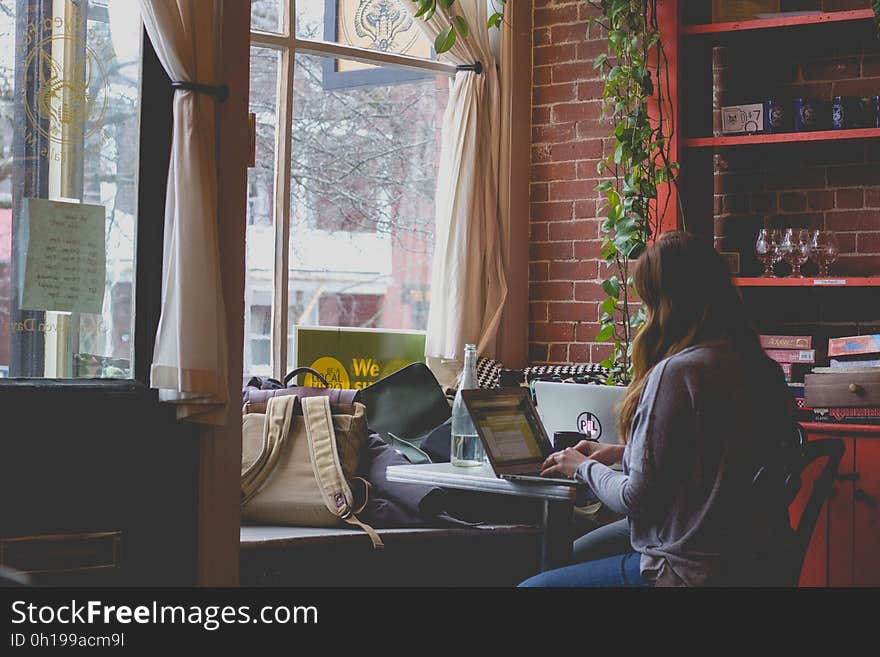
[139,0,228,424]
[404,0,508,387]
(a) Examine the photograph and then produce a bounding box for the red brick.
[532,122,577,144]
[532,162,577,182]
[548,302,591,322]
[574,200,597,219]
[548,139,602,162]
[858,233,880,254]
[532,201,573,222]
[828,165,880,187]
[576,161,602,179]
[808,190,835,211]
[530,262,548,282]
[531,143,552,163]
[533,65,552,86]
[534,44,578,66]
[552,62,593,84]
[569,343,591,364]
[533,27,551,48]
[550,22,590,44]
[533,83,577,106]
[528,343,548,364]
[577,120,611,139]
[549,260,595,281]
[780,192,807,213]
[549,219,596,241]
[532,107,551,125]
[534,4,579,27]
[591,343,613,364]
[530,241,574,261]
[574,281,604,302]
[577,40,608,62]
[836,188,864,209]
[577,80,604,101]
[530,183,549,203]
[553,101,600,123]
[549,180,594,201]
[866,189,880,207]
[801,57,861,81]
[548,344,569,364]
[530,322,575,342]
[530,222,548,242]
[826,210,880,232]
[529,302,548,323]
[531,282,574,302]
[576,323,601,343]
[573,240,601,259]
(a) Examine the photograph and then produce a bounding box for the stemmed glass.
[811,230,840,277]
[755,228,780,278]
[780,228,812,278]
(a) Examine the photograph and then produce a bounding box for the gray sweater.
[576,341,796,586]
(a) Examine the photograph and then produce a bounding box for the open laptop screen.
[462,390,550,467]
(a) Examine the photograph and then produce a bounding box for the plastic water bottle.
[451,344,485,467]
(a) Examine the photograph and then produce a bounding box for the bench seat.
[240,524,543,586]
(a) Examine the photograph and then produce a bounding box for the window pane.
[296,0,433,63]
[244,45,280,379]
[288,53,445,371]
[251,0,282,34]
[1,0,143,379]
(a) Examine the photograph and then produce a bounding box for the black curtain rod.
[455,61,483,74]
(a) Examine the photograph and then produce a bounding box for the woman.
[520,232,798,587]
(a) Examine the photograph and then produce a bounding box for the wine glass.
[811,230,840,277]
[781,228,812,278]
[754,228,779,278]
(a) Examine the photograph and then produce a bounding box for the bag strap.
[301,396,383,549]
[241,395,297,506]
[284,367,330,387]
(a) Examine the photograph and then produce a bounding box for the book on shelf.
[759,334,812,349]
[829,357,880,369]
[812,366,880,374]
[780,362,792,381]
[764,349,815,364]
[827,334,880,358]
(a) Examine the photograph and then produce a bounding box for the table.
[386,462,580,571]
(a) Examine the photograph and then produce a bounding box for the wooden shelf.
[683,9,874,36]
[685,128,880,149]
[734,277,880,287]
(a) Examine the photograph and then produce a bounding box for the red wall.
[529,0,608,365]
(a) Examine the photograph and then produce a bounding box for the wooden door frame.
[196,0,250,587]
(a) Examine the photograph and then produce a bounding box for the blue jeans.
[518,552,651,587]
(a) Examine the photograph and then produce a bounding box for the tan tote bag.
[241,395,383,549]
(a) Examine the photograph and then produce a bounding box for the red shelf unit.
[685,128,880,149]
[683,9,874,36]
[734,277,880,287]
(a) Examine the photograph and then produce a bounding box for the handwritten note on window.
[19,198,106,314]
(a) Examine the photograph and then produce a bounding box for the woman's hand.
[573,440,625,466]
[541,448,588,479]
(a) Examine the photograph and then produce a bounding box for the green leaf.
[602,276,620,298]
[439,0,455,8]
[600,297,617,315]
[434,25,456,53]
[487,12,503,29]
[596,324,615,342]
[453,15,469,38]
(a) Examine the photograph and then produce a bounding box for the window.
[0,0,143,379]
[246,0,453,380]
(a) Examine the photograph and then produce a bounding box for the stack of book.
[760,334,814,383]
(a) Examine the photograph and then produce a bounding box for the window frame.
[0,20,172,393]
[249,0,456,381]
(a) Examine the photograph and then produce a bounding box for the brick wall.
[529,0,880,366]
[529,0,608,366]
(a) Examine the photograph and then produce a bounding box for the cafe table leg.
[539,499,574,571]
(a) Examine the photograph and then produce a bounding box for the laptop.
[460,388,583,487]
[533,381,626,447]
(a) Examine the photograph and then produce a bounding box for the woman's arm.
[576,359,695,518]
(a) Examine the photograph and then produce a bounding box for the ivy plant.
[588,0,680,385]
[409,0,506,53]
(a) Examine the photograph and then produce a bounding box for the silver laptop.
[460,388,583,487]
[533,381,626,447]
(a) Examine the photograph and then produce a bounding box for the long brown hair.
[618,231,779,441]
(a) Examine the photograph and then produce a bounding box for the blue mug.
[764,99,787,133]
[794,98,821,132]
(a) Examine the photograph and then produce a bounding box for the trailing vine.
[588,0,680,385]
[409,0,506,53]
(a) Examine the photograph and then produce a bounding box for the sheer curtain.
[404,0,508,387]
[139,0,228,424]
